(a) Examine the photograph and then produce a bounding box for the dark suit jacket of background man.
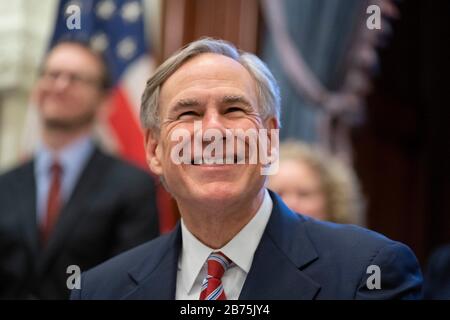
[0,147,160,299]
[424,244,450,299]
[71,191,423,300]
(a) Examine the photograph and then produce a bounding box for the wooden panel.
[161,0,188,59]
[162,0,259,59]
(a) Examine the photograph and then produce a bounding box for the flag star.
[96,0,116,20]
[121,1,141,23]
[90,33,109,52]
[117,37,137,60]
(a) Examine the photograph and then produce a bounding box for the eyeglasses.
[40,69,102,88]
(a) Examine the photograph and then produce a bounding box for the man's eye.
[226,107,244,113]
[178,111,198,119]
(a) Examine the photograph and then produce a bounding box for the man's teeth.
[191,155,242,164]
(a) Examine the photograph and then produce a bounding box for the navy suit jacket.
[71,191,422,299]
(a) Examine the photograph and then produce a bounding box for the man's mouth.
[190,154,243,165]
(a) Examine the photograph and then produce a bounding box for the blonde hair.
[278,141,365,225]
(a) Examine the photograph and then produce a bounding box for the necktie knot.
[199,251,232,300]
[207,251,232,279]
[50,161,62,176]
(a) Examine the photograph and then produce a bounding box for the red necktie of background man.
[41,161,62,244]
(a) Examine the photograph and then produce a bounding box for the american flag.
[50,0,152,167]
[44,0,177,233]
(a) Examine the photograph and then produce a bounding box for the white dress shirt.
[175,189,273,300]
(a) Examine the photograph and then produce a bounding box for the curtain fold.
[260,0,365,144]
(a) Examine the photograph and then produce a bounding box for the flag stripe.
[107,87,147,169]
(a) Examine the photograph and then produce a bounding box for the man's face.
[35,43,106,130]
[146,53,277,207]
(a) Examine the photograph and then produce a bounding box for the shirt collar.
[179,188,273,295]
[35,135,94,176]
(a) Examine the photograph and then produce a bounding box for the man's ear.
[265,117,279,131]
[262,117,280,150]
[144,129,163,175]
[261,117,280,176]
[96,94,112,121]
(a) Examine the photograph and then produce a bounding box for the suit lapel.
[102,191,321,300]
[239,191,321,300]
[122,224,181,299]
[38,148,108,273]
[15,161,40,261]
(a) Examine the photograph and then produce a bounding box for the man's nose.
[53,73,71,91]
[202,109,227,133]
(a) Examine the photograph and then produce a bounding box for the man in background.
[0,40,159,299]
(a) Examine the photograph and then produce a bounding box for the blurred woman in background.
[268,140,365,225]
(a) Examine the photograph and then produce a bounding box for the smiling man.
[71,38,423,300]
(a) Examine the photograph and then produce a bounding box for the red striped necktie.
[199,251,233,300]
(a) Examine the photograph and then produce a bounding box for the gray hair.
[140,37,281,131]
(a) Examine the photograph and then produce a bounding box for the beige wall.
[0,0,56,172]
